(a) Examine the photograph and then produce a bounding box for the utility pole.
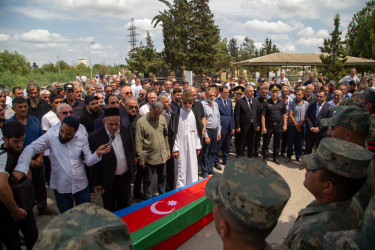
[127,18,138,50]
[57,55,60,74]
[88,41,95,78]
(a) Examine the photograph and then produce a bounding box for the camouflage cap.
[323,195,375,250]
[356,87,375,103]
[205,158,291,230]
[300,138,372,179]
[329,97,365,111]
[34,203,133,250]
[321,105,370,131]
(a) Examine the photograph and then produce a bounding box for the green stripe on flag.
[131,196,214,250]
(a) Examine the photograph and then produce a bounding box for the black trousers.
[134,165,146,196]
[280,128,289,155]
[165,157,175,192]
[262,122,283,159]
[236,124,255,157]
[0,207,38,250]
[102,171,131,212]
[30,165,47,210]
[305,131,325,155]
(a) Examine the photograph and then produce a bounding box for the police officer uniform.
[262,84,286,164]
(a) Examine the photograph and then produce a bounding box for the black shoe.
[222,161,228,165]
[296,158,301,163]
[134,192,147,200]
[263,158,267,163]
[280,153,286,158]
[247,155,253,158]
[214,164,222,171]
[38,206,59,216]
[285,158,291,163]
[202,173,208,178]
[254,153,258,157]
[273,158,280,165]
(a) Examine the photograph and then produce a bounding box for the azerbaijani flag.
[114,178,213,249]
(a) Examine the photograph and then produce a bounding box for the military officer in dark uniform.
[261,84,287,164]
[232,86,245,152]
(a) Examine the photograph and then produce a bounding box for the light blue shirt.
[202,99,221,138]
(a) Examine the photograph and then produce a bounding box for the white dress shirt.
[15,123,101,194]
[105,128,128,175]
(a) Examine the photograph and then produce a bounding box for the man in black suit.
[88,108,136,212]
[234,85,260,158]
[304,90,333,154]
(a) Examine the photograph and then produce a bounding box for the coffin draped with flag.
[115,178,213,249]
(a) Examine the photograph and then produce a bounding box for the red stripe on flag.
[151,212,214,250]
[122,178,209,233]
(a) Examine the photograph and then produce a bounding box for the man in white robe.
[170,90,202,188]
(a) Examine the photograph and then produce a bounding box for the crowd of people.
[0,68,374,249]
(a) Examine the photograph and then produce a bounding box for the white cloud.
[0,34,11,41]
[14,29,67,43]
[78,37,95,42]
[233,35,246,44]
[316,29,329,38]
[297,27,314,37]
[323,0,361,9]
[243,20,304,33]
[296,37,324,48]
[269,34,290,41]
[279,43,296,52]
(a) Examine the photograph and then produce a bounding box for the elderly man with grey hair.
[135,101,170,199]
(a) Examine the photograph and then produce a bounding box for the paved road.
[34,152,313,249]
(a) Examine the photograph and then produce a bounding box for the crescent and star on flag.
[150,200,178,215]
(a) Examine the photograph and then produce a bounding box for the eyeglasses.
[139,93,145,96]
[60,110,73,115]
[122,92,132,95]
[183,101,193,105]
[128,106,137,109]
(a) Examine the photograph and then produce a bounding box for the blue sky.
[0,0,368,67]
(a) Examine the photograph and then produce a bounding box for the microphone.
[108,134,115,147]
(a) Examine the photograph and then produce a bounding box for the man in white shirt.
[276,72,290,85]
[139,92,157,116]
[12,116,110,213]
[328,90,343,107]
[339,68,360,84]
[41,94,63,131]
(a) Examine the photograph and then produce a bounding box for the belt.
[206,128,218,132]
[269,121,281,126]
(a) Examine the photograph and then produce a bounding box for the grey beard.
[29,98,40,109]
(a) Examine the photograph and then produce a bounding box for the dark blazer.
[305,102,333,135]
[234,96,260,130]
[215,97,234,132]
[169,108,203,152]
[88,125,136,191]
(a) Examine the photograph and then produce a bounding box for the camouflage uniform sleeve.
[285,223,325,250]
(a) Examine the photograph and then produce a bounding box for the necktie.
[224,100,227,108]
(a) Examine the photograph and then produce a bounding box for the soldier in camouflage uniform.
[34,203,133,249]
[205,158,291,249]
[356,87,375,153]
[323,194,375,250]
[321,104,374,210]
[283,138,372,249]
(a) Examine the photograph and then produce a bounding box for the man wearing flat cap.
[283,137,372,249]
[169,90,203,188]
[206,158,291,249]
[13,116,110,213]
[63,83,85,118]
[88,108,136,212]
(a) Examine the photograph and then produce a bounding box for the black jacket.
[88,126,136,191]
[234,96,261,130]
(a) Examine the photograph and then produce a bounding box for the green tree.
[238,37,256,61]
[41,63,57,73]
[227,38,239,61]
[153,0,191,71]
[213,38,231,73]
[186,0,220,75]
[346,0,375,59]
[0,50,31,74]
[320,14,347,82]
[56,60,70,71]
[260,38,279,56]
